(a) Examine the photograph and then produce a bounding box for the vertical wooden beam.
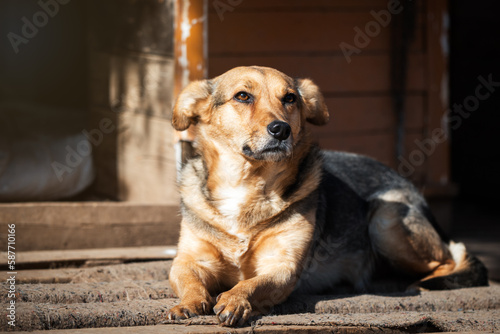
[174,0,207,158]
[423,0,457,233]
[174,0,207,96]
[424,0,451,192]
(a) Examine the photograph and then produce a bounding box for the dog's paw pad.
[214,293,252,327]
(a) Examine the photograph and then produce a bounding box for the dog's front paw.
[167,299,212,320]
[213,292,252,327]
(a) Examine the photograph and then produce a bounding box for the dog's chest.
[213,185,248,220]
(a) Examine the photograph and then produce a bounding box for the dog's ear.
[296,78,329,126]
[172,80,212,131]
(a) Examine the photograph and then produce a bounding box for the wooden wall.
[208,0,449,191]
[86,0,179,204]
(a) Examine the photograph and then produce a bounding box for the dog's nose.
[267,121,291,141]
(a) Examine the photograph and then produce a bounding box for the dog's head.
[172,66,329,162]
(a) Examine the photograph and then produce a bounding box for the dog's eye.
[283,93,296,104]
[234,91,251,102]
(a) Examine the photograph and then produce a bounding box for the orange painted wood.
[205,0,444,191]
[209,53,425,93]
[321,95,424,134]
[174,0,207,142]
[174,0,207,95]
[209,11,423,55]
[209,0,391,11]
[314,131,425,180]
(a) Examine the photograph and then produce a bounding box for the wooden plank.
[116,112,179,203]
[10,222,180,252]
[208,53,425,93]
[0,203,181,251]
[88,54,179,203]
[173,0,207,145]
[86,0,178,202]
[209,11,423,55]
[209,0,391,12]
[174,0,207,96]
[86,0,174,56]
[0,246,177,267]
[106,53,175,119]
[321,95,424,134]
[0,203,179,225]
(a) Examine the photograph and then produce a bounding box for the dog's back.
[297,150,488,293]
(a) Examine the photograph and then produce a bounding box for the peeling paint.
[178,1,207,90]
[174,0,207,146]
[179,0,191,89]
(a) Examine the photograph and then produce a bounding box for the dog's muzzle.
[242,121,293,162]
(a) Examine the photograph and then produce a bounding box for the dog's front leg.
[214,216,315,327]
[167,226,232,320]
[167,252,217,320]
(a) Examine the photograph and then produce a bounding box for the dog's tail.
[419,241,489,290]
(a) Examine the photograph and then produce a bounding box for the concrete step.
[1,276,499,331]
[5,310,500,333]
[0,260,173,284]
[2,257,499,332]
[12,281,175,304]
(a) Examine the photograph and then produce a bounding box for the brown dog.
[167,66,488,327]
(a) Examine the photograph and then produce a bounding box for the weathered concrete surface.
[1,261,498,332]
[0,260,172,284]
[1,324,440,334]
[15,281,175,304]
[5,310,500,333]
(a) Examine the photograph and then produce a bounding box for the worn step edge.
[0,202,180,225]
[0,260,172,284]
[0,299,175,331]
[1,324,451,334]
[1,286,499,331]
[7,324,485,334]
[0,246,177,268]
[2,305,498,332]
[1,280,174,304]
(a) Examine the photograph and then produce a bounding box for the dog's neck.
[197,138,309,224]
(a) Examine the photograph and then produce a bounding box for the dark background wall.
[450,0,500,207]
[449,0,499,280]
[0,0,88,109]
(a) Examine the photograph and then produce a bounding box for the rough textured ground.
[1,260,499,333]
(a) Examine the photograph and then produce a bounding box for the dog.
[167,66,488,327]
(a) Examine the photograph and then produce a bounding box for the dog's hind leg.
[367,190,484,289]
